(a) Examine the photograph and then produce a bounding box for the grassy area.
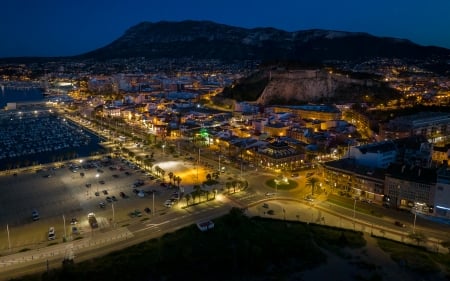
[326,197,384,218]
[377,237,450,274]
[15,208,366,281]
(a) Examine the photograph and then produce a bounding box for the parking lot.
[0,155,214,251]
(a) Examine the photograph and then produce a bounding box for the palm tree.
[175,176,182,188]
[143,159,153,171]
[168,172,174,184]
[307,177,319,196]
[185,194,191,206]
[232,180,238,193]
[193,185,202,202]
[154,165,161,176]
[135,155,142,165]
[226,182,232,194]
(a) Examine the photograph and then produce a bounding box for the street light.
[196,148,200,184]
[96,173,99,193]
[112,202,115,227]
[152,192,155,217]
[275,181,278,195]
[353,198,357,230]
[6,224,11,252]
[63,214,67,240]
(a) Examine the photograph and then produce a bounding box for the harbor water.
[0,87,106,171]
[0,86,44,108]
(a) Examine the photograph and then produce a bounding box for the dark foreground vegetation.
[11,208,450,281]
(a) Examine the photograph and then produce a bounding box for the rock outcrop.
[257,69,378,104]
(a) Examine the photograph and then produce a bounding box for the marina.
[0,108,106,170]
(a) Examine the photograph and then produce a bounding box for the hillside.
[78,20,450,63]
[220,68,401,105]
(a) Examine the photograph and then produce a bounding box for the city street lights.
[413,208,417,234]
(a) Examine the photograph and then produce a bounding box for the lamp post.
[6,224,11,252]
[112,202,115,227]
[96,173,99,193]
[218,154,221,173]
[275,181,278,195]
[63,214,66,240]
[197,148,200,184]
[347,135,352,158]
[353,198,357,230]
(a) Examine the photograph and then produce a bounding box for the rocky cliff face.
[257,69,379,104]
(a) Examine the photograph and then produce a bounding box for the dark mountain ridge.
[78,20,450,63]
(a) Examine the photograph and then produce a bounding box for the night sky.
[1,0,450,58]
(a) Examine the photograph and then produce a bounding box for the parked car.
[32,209,40,221]
[120,192,126,198]
[265,192,275,197]
[164,200,174,208]
[70,217,78,225]
[48,227,55,240]
[99,202,106,208]
[144,207,151,214]
[129,209,142,217]
[71,226,79,235]
[395,221,406,228]
[88,213,98,228]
